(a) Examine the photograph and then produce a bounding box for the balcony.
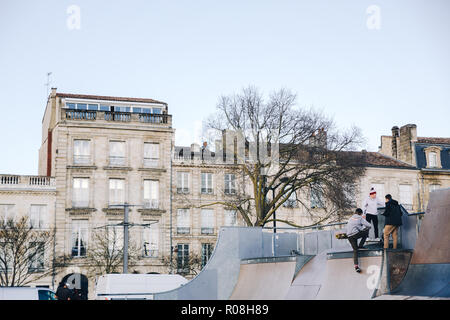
[143,199,159,210]
[177,227,190,235]
[63,109,172,126]
[201,227,215,235]
[0,175,56,191]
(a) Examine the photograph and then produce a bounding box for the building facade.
[379,123,450,211]
[2,93,444,299]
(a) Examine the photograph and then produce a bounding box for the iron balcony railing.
[64,109,172,125]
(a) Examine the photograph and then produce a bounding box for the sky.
[0,0,449,175]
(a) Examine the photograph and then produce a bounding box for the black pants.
[365,214,379,238]
[348,230,369,265]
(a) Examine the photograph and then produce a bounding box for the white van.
[0,287,57,300]
[95,274,188,300]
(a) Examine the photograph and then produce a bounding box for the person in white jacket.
[362,187,385,241]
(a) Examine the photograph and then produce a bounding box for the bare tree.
[85,227,140,276]
[160,252,205,277]
[201,86,366,227]
[0,217,67,286]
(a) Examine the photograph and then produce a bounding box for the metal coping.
[240,255,298,265]
[327,249,383,260]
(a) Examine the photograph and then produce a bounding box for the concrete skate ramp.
[154,227,298,300]
[154,227,263,300]
[286,251,328,299]
[229,257,297,300]
[316,250,383,300]
[390,188,450,298]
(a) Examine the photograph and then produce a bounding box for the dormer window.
[429,152,437,167]
[424,146,442,169]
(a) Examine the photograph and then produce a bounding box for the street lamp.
[97,203,156,274]
[266,177,290,233]
[265,177,289,257]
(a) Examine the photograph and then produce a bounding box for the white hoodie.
[362,196,385,215]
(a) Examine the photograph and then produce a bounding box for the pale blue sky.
[0,0,449,175]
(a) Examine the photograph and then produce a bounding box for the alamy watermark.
[366,5,381,30]
[67,5,81,30]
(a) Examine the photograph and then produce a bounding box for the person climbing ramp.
[346,208,372,273]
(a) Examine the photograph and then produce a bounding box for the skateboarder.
[362,187,385,241]
[382,194,403,249]
[346,208,372,273]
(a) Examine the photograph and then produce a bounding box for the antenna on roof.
[45,72,52,97]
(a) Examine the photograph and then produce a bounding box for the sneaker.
[374,238,381,242]
[355,266,361,273]
[367,238,374,241]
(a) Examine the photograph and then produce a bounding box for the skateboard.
[335,233,348,240]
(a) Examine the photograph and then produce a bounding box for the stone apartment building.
[379,123,450,210]
[0,91,443,299]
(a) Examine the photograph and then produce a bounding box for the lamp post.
[99,203,156,274]
[265,177,289,256]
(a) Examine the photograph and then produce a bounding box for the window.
[201,173,213,194]
[29,242,45,272]
[201,209,215,234]
[224,174,236,195]
[73,140,90,165]
[87,104,99,111]
[399,185,413,210]
[144,143,159,167]
[71,220,88,257]
[143,180,159,209]
[177,209,190,234]
[429,184,441,194]
[283,191,298,208]
[112,106,130,113]
[109,141,126,166]
[201,243,214,268]
[428,152,437,168]
[38,290,56,300]
[100,104,110,111]
[0,204,15,224]
[142,221,159,257]
[72,178,89,208]
[177,244,189,274]
[107,221,123,252]
[109,179,125,206]
[223,209,238,227]
[310,184,324,209]
[0,241,13,271]
[177,172,189,194]
[66,102,76,109]
[30,205,47,229]
[76,103,87,110]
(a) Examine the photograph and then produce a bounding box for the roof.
[416,137,450,145]
[174,146,415,169]
[362,152,416,169]
[55,92,167,105]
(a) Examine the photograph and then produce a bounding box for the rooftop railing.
[63,109,172,126]
[0,175,56,190]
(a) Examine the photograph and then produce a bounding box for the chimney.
[398,124,417,165]
[309,128,327,148]
[391,126,399,159]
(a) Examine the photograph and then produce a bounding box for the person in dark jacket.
[382,194,403,249]
[55,282,72,300]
